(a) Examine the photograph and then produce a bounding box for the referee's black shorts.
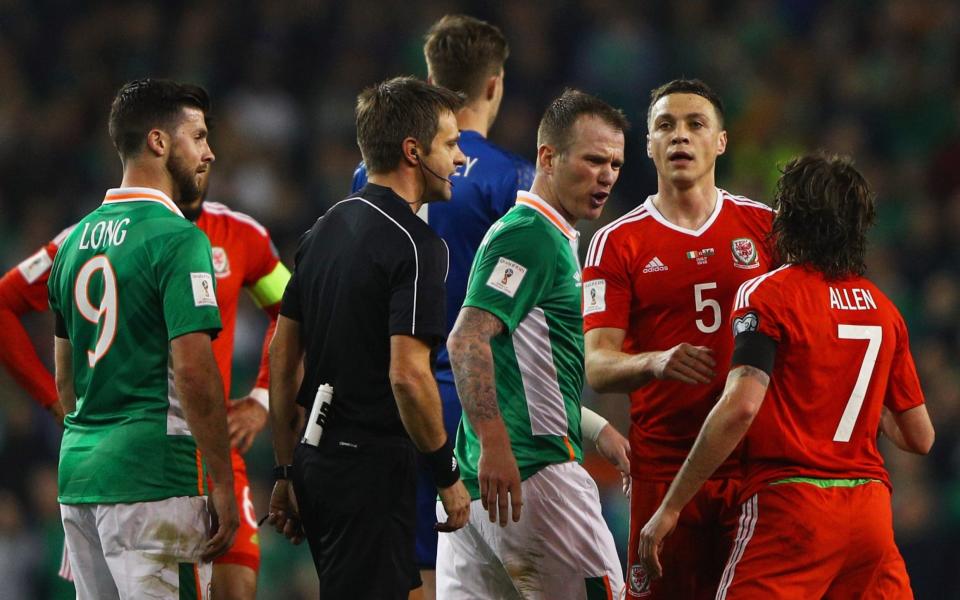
[292,430,420,599]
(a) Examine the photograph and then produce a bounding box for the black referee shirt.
[280,183,448,437]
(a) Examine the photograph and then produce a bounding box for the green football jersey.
[48,187,222,504]
[456,191,584,499]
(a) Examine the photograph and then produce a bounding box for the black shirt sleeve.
[279,230,309,322]
[54,310,68,339]
[389,235,447,342]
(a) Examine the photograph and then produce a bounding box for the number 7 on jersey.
[833,324,882,442]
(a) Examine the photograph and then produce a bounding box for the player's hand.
[202,483,240,562]
[653,343,716,385]
[47,402,66,427]
[596,423,631,496]
[227,396,268,453]
[478,442,522,527]
[637,505,679,580]
[266,480,304,545]
[435,480,471,532]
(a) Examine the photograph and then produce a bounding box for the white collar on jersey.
[515,191,579,240]
[643,187,723,237]
[102,187,185,218]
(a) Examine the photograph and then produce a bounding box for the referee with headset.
[266,76,471,599]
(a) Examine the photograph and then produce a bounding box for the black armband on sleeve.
[54,311,68,339]
[732,331,777,376]
[423,438,460,489]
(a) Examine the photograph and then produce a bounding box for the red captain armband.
[423,438,461,489]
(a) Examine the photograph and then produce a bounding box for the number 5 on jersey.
[74,256,118,367]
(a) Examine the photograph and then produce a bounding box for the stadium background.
[0,1,958,598]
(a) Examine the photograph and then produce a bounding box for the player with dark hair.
[268,76,471,599]
[583,78,776,599]
[352,16,630,599]
[439,89,629,599]
[639,153,933,598]
[49,78,238,599]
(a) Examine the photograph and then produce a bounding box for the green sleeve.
[463,222,555,333]
[155,226,223,341]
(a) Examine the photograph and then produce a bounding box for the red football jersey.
[731,264,925,500]
[195,201,283,399]
[0,202,283,409]
[583,189,775,480]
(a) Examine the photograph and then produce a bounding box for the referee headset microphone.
[412,146,454,187]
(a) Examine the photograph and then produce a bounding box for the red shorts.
[627,477,740,599]
[716,481,912,599]
[209,449,261,571]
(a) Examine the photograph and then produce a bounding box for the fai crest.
[212,246,231,279]
[731,238,760,269]
[628,564,651,597]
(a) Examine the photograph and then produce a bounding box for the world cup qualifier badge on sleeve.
[731,237,760,269]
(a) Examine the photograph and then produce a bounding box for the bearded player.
[0,151,288,600]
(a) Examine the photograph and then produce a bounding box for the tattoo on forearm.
[731,365,770,386]
[451,309,504,423]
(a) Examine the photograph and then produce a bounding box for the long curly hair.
[772,153,876,280]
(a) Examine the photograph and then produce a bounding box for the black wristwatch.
[272,464,294,480]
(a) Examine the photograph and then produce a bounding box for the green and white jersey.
[48,187,222,504]
[457,191,584,499]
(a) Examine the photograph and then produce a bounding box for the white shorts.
[61,496,212,600]
[436,461,625,599]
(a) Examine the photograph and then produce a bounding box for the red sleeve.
[582,228,633,332]
[884,313,925,413]
[731,273,784,344]
[241,223,280,287]
[0,243,60,408]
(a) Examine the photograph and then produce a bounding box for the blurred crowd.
[1,1,958,598]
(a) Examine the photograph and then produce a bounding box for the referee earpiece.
[411,148,419,163]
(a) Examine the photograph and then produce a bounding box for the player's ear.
[485,73,500,101]
[146,128,167,157]
[717,130,728,156]
[537,143,555,174]
[402,137,419,166]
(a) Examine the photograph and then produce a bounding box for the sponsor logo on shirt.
[17,248,52,284]
[583,279,606,316]
[211,246,231,279]
[642,256,669,273]
[486,257,527,298]
[731,237,760,269]
[191,272,218,307]
[628,564,651,597]
[733,311,759,335]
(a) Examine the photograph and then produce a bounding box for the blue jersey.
[352,130,534,371]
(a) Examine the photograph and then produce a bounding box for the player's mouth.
[590,191,609,208]
[668,150,694,165]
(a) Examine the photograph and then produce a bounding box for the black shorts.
[292,431,420,599]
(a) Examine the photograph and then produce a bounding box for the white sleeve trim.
[248,387,269,411]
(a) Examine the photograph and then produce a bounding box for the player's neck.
[368,171,425,215]
[456,103,490,138]
[653,177,718,230]
[119,164,175,200]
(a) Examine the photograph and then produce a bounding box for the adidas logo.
[642,257,669,273]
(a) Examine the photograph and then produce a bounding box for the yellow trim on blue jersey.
[247,262,291,308]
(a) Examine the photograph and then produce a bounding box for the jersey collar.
[102,187,184,218]
[643,187,722,237]
[515,191,578,240]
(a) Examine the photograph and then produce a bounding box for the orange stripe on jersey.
[194,563,202,600]
[563,436,576,461]
[515,192,578,240]
[195,449,204,495]
[603,574,613,600]
[103,191,181,215]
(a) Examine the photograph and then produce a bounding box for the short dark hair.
[356,76,465,174]
[423,15,509,101]
[772,153,876,280]
[537,88,630,155]
[647,78,724,128]
[108,78,211,159]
